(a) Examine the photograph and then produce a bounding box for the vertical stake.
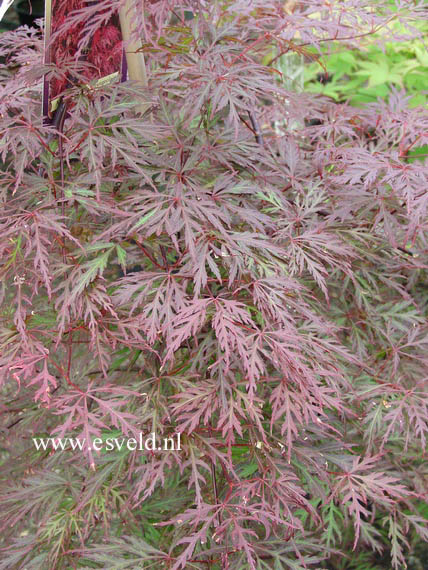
[119,0,150,114]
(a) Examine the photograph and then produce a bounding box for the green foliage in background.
[304,25,428,109]
[304,18,428,167]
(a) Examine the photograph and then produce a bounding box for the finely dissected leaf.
[330,455,412,549]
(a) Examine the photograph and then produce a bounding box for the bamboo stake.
[119,0,150,114]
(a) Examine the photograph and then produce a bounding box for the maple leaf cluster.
[0,1,427,569]
[48,0,123,100]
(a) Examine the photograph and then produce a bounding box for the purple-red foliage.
[0,1,427,569]
[48,0,123,101]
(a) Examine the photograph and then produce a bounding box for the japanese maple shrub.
[0,1,427,569]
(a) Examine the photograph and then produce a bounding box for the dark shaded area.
[15,0,44,27]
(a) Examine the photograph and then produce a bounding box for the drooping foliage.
[0,1,427,569]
